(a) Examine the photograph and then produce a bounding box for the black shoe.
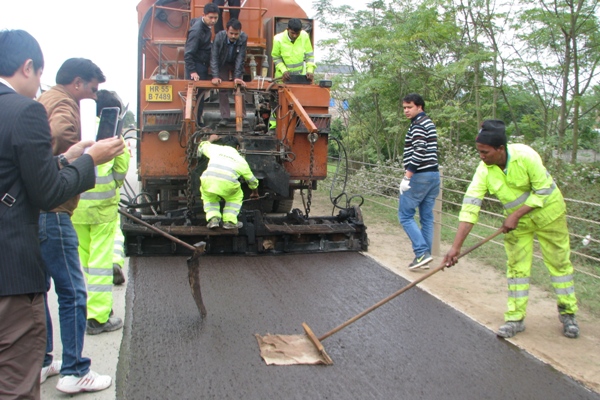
[86,317,123,335]
[113,264,125,286]
[217,119,228,127]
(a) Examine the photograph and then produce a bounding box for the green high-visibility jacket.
[71,146,130,225]
[197,141,259,195]
[459,143,565,228]
[271,30,316,79]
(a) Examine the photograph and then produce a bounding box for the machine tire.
[272,191,295,213]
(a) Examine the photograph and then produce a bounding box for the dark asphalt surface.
[117,252,600,400]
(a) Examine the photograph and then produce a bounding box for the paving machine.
[124,0,367,255]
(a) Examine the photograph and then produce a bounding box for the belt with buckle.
[1,193,16,207]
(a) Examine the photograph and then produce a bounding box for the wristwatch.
[58,154,69,167]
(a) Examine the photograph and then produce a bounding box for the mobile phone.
[96,107,120,141]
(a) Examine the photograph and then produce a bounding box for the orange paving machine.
[123,0,367,255]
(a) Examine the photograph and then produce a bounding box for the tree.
[516,0,600,163]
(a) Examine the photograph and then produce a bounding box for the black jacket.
[0,83,95,295]
[210,30,247,79]
[184,18,213,76]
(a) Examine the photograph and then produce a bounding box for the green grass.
[317,183,600,317]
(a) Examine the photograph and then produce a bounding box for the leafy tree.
[516,0,600,162]
[123,110,136,130]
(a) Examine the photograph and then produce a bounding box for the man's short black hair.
[288,18,303,32]
[204,3,219,14]
[402,93,425,111]
[218,135,240,149]
[0,29,44,77]
[96,90,122,117]
[227,18,242,31]
[56,58,106,85]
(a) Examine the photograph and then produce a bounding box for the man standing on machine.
[212,0,241,33]
[269,18,316,130]
[184,2,219,126]
[210,18,247,127]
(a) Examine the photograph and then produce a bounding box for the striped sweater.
[402,112,438,173]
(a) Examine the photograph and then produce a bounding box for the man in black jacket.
[184,2,219,126]
[210,18,247,126]
[0,29,124,399]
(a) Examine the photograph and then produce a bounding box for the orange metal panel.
[139,133,188,178]
[284,132,328,180]
[284,85,330,108]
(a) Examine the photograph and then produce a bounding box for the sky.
[2,0,368,123]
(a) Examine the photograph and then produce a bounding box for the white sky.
[2,0,368,124]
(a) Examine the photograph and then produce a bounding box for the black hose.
[328,136,364,213]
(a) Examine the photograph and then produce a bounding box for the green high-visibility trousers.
[74,220,116,323]
[503,212,578,321]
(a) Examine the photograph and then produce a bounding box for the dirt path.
[306,191,600,394]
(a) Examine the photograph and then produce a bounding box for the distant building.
[317,64,354,121]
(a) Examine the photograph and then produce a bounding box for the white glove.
[399,177,411,195]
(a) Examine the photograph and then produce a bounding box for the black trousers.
[212,0,241,33]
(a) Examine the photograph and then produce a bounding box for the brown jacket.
[37,85,81,214]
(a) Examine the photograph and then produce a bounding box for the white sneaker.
[40,360,62,383]
[56,370,112,394]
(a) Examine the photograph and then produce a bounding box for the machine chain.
[306,132,318,218]
[184,126,198,221]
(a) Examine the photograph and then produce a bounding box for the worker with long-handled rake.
[443,120,579,339]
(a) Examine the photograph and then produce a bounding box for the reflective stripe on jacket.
[71,148,130,225]
[271,30,316,78]
[459,143,565,228]
[197,141,259,192]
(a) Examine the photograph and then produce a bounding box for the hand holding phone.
[96,107,121,141]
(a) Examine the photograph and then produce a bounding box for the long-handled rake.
[119,209,207,317]
[256,228,503,365]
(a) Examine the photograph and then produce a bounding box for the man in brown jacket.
[37,58,116,394]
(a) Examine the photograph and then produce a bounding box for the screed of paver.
[118,253,600,400]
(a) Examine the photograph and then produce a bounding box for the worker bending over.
[443,120,579,339]
[198,134,258,229]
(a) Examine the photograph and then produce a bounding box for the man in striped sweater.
[398,93,440,270]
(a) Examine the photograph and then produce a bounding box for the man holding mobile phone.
[37,58,117,394]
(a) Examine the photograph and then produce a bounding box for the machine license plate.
[145,85,173,102]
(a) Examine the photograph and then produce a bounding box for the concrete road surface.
[41,260,128,399]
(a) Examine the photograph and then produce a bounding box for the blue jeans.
[39,212,90,377]
[398,171,440,257]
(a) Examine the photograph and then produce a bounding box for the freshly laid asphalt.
[116,252,600,400]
